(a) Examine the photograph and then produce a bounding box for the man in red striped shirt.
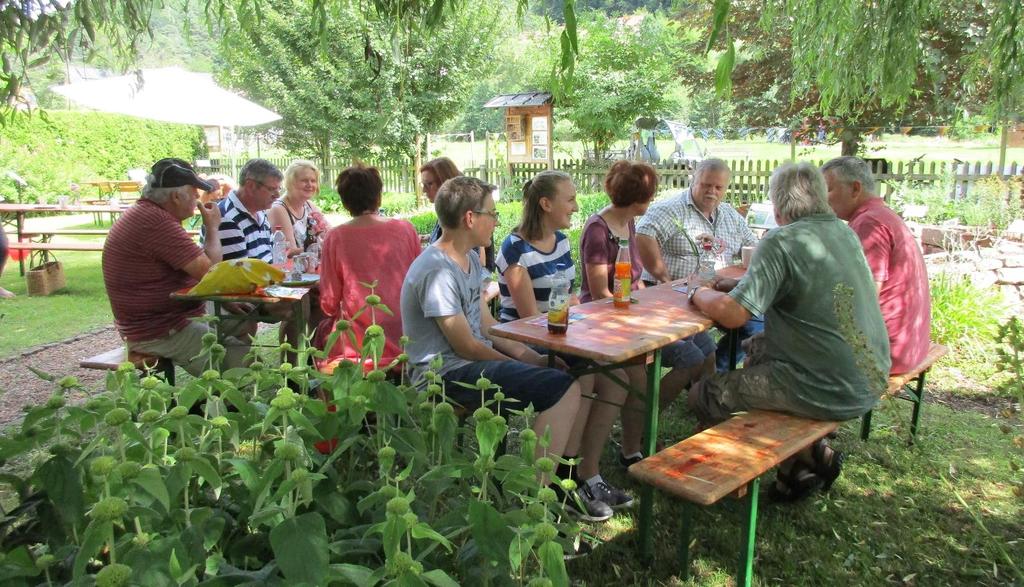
[102,158,249,375]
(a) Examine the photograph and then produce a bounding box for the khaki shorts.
[689,332,816,424]
[129,320,250,377]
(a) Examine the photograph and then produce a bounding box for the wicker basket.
[26,261,66,296]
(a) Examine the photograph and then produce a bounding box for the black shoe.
[765,462,822,503]
[618,452,644,470]
[586,479,635,509]
[553,482,612,522]
[811,439,845,491]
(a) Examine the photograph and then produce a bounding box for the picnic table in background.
[83,180,142,203]
[3,202,202,275]
[1,202,133,275]
[170,283,317,358]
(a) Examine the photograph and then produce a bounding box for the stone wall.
[915,223,1024,310]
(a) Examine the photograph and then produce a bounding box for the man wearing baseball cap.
[102,158,250,375]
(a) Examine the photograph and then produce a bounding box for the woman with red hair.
[315,164,419,372]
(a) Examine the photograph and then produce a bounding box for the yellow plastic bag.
[188,258,285,296]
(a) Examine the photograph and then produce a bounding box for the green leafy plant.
[995,317,1024,500]
[0,295,579,586]
[0,111,204,203]
[928,271,1006,361]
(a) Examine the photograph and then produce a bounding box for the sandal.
[810,439,845,491]
[766,462,822,503]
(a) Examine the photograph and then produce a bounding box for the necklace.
[283,196,305,218]
[360,209,378,216]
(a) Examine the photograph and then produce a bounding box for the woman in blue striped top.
[496,171,578,322]
[496,170,634,518]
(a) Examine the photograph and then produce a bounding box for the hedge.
[0,110,205,203]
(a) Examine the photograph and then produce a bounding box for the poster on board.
[532,146,548,160]
[511,142,527,156]
[531,117,548,131]
[532,131,547,146]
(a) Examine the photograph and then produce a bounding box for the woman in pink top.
[315,164,420,373]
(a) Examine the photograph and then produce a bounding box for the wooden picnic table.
[491,264,747,547]
[170,281,317,357]
[83,180,142,198]
[1,202,134,275]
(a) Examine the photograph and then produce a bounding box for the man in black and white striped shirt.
[207,158,282,262]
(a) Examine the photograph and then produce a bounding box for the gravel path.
[0,325,123,427]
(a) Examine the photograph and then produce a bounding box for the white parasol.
[51,67,281,176]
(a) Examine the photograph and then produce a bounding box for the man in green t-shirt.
[687,161,890,499]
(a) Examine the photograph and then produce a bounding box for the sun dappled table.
[170,283,316,358]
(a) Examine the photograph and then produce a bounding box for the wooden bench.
[860,342,948,442]
[80,347,175,385]
[18,229,199,237]
[8,241,105,271]
[629,410,840,586]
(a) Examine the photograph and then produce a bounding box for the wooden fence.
[200,156,1022,202]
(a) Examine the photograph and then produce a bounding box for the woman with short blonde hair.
[267,159,330,257]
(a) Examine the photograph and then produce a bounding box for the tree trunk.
[839,127,862,156]
[315,135,331,174]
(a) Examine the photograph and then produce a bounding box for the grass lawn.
[0,249,111,357]
[569,399,1023,586]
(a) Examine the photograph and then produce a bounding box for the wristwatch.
[688,285,703,303]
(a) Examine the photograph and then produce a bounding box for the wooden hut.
[483,92,554,169]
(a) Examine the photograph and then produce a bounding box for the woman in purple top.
[580,161,716,468]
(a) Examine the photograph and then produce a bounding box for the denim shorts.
[441,360,574,412]
[661,331,716,370]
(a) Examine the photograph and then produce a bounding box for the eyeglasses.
[473,209,500,222]
[255,180,282,196]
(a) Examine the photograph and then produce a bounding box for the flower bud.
[89,456,117,478]
[104,408,131,427]
[534,457,555,474]
[386,496,410,516]
[95,563,132,587]
[89,497,128,522]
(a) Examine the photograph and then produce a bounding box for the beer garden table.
[490,267,746,546]
[1,202,133,274]
[170,282,317,358]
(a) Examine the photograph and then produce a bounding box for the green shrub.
[892,176,1024,230]
[959,177,1023,230]
[930,271,1007,358]
[0,110,205,203]
[0,317,574,585]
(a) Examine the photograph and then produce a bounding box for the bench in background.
[860,342,948,442]
[80,347,175,385]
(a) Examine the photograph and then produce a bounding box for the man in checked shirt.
[636,158,763,373]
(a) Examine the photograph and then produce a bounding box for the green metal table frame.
[860,368,929,442]
[554,327,742,563]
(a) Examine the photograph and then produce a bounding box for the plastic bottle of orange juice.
[613,238,631,309]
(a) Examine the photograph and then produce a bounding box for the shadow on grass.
[567,401,1022,586]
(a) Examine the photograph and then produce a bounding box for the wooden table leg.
[17,212,25,276]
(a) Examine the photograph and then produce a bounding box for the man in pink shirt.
[823,156,931,374]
